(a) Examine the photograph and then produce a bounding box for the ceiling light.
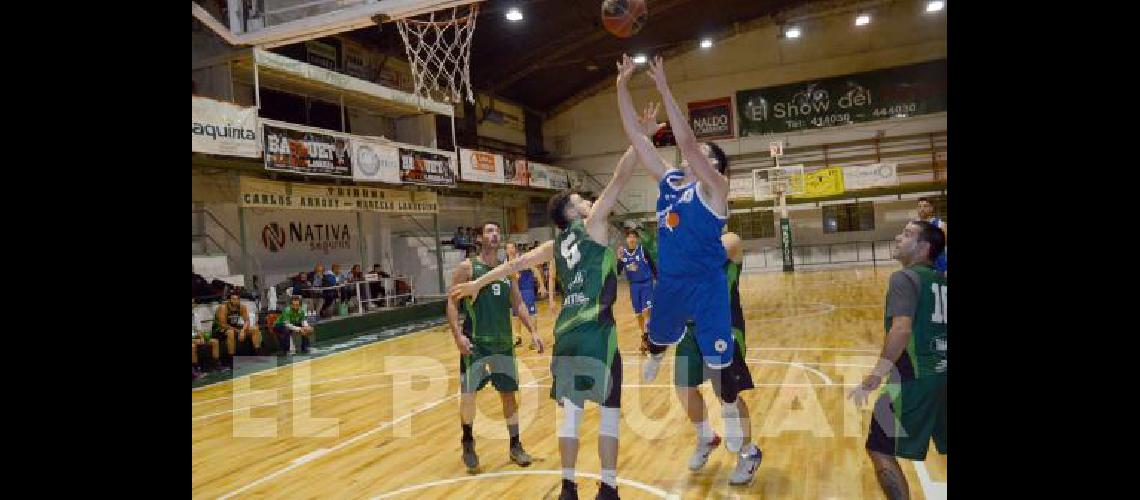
[633,54,647,64]
[855,13,871,26]
[785,26,801,39]
[505,7,523,21]
[700,38,713,49]
[926,1,944,13]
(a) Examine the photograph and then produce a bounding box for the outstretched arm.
[646,56,730,198]
[616,55,669,181]
[445,261,474,355]
[584,147,638,243]
[450,242,555,301]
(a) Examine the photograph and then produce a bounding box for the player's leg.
[706,334,762,484]
[643,279,689,381]
[596,350,622,499]
[490,350,532,466]
[558,397,583,499]
[225,328,237,356]
[866,378,940,499]
[674,328,720,470]
[458,350,482,472]
[250,327,262,355]
[690,274,734,369]
[274,325,292,356]
[869,451,910,500]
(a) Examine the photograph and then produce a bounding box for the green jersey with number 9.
[554,220,619,338]
[463,257,513,347]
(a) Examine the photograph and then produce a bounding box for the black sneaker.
[509,442,532,466]
[596,482,620,500]
[558,479,578,500]
[514,336,523,347]
[461,440,479,473]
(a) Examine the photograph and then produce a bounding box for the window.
[823,202,875,233]
[727,210,775,239]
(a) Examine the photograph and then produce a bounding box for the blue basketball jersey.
[656,169,728,278]
[619,245,654,283]
[517,268,537,292]
[928,217,947,272]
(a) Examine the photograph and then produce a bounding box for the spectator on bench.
[308,263,339,317]
[212,288,262,362]
[193,299,222,379]
[274,295,314,355]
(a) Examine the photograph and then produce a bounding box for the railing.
[743,239,897,270]
[192,207,263,287]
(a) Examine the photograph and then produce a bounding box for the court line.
[214,374,552,500]
[914,461,947,500]
[192,365,446,407]
[369,470,677,499]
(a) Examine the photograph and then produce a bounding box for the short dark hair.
[227,287,241,298]
[625,228,639,238]
[548,189,575,230]
[705,141,728,174]
[911,220,946,261]
[480,221,500,235]
[918,197,931,203]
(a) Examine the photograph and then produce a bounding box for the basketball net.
[395,4,479,105]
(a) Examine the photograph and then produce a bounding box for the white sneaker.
[728,446,762,485]
[688,435,721,471]
[642,353,664,382]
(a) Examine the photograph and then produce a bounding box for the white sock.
[600,469,617,488]
[722,401,744,452]
[693,419,715,443]
[562,468,575,481]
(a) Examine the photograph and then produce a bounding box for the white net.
[395,4,479,105]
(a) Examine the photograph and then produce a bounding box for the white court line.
[748,347,879,352]
[914,461,947,500]
[192,325,448,393]
[214,374,552,500]
[370,470,677,499]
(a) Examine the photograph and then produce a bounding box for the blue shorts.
[934,249,947,273]
[514,288,537,316]
[647,274,733,369]
[629,280,654,314]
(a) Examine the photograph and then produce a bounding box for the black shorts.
[674,327,754,403]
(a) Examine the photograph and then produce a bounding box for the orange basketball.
[601,0,648,38]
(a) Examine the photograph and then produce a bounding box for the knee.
[599,406,620,438]
[558,398,583,439]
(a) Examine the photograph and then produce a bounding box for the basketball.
[601,0,647,38]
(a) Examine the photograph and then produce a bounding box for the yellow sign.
[239,177,438,214]
[790,167,845,198]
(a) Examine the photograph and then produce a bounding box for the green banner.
[736,59,946,136]
[780,217,794,272]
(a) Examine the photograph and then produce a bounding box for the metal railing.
[744,239,896,270]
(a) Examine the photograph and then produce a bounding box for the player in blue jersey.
[617,229,656,353]
[507,241,548,349]
[917,198,947,275]
[615,54,734,373]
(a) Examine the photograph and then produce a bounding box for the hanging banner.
[263,121,353,178]
[400,147,457,187]
[504,156,531,187]
[239,177,438,214]
[528,163,568,190]
[736,59,947,136]
[245,209,358,277]
[688,97,734,140]
[191,96,260,158]
[843,163,899,190]
[459,148,506,184]
[560,168,580,190]
[729,176,754,201]
[790,167,845,198]
[351,137,402,184]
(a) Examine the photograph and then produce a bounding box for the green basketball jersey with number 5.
[553,220,618,338]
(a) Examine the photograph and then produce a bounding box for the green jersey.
[275,306,306,327]
[463,257,513,347]
[726,260,746,346]
[553,220,618,338]
[885,263,947,380]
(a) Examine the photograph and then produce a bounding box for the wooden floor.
[192,265,947,499]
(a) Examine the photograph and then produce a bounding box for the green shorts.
[459,341,518,393]
[866,375,947,460]
[674,324,754,403]
[549,324,621,408]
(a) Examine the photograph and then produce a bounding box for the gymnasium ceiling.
[345,0,815,116]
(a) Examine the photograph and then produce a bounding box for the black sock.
[508,424,520,447]
[461,423,473,442]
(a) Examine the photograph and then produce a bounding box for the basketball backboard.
[753,164,805,201]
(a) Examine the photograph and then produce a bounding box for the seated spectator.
[347,264,375,310]
[308,263,339,317]
[369,264,389,303]
[274,295,315,355]
[193,299,222,379]
[452,226,466,247]
[212,288,262,364]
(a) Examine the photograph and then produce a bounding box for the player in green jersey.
[849,220,947,500]
[446,221,544,474]
[450,104,657,500]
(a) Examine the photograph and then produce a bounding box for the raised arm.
[584,147,638,242]
[450,242,555,302]
[616,55,670,181]
[645,56,730,198]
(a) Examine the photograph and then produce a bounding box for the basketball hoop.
[394,3,479,104]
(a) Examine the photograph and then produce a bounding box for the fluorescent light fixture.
[505,7,523,21]
[855,13,871,26]
[926,1,944,13]
[785,26,801,38]
[700,38,713,49]
[633,54,647,64]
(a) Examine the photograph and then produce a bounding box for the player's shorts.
[866,375,948,460]
[513,288,537,317]
[648,273,733,369]
[628,280,653,315]
[934,249,947,274]
[674,324,754,403]
[549,323,622,408]
[459,341,519,393]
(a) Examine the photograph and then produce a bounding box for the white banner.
[351,137,402,184]
[843,163,899,190]
[244,209,360,279]
[192,96,260,157]
[459,148,506,184]
[729,176,754,200]
[529,163,570,190]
